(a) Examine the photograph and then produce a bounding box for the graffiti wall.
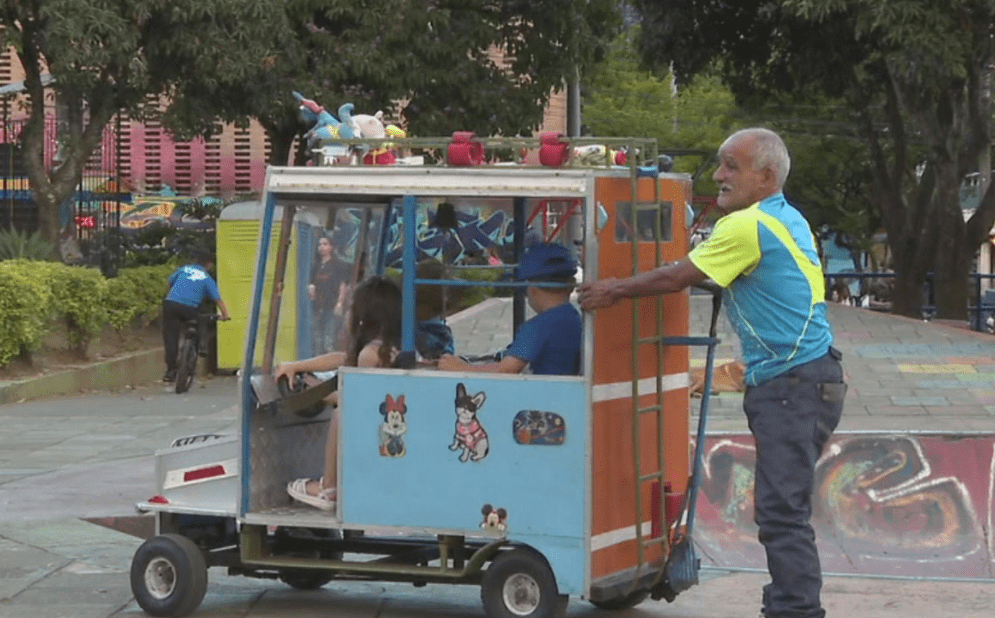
[696,432,995,579]
[325,197,581,268]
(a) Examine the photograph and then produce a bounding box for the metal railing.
[823,271,995,331]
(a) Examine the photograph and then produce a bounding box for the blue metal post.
[240,192,277,514]
[402,195,417,353]
[375,202,394,276]
[513,197,526,334]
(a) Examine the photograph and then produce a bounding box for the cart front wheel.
[481,548,565,618]
[589,589,649,610]
[130,534,207,617]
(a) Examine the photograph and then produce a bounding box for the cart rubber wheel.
[278,569,335,590]
[174,339,197,394]
[481,548,566,618]
[130,533,208,617]
[589,589,650,610]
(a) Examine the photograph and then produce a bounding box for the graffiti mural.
[382,204,515,267]
[695,432,995,579]
[326,202,517,268]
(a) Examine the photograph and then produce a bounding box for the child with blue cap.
[438,242,581,375]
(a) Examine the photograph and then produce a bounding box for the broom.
[657,287,722,599]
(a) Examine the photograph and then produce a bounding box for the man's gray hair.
[724,128,791,188]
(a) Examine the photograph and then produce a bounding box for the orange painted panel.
[589,174,693,580]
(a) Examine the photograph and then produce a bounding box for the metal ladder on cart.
[620,151,723,601]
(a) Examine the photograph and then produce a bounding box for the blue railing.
[823,272,995,332]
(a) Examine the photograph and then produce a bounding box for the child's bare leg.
[322,408,338,491]
[302,408,337,498]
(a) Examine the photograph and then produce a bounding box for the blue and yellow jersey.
[688,193,832,386]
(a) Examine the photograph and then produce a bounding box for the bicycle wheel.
[174,337,197,394]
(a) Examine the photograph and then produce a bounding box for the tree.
[775,117,885,273]
[584,29,881,265]
[583,30,739,193]
[168,0,623,167]
[633,0,995,319]
[1,0,289,260]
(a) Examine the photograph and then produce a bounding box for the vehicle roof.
[262,165,689,200]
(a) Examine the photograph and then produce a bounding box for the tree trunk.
[22,129,65,250]
[926,159,967,319]
[890,268,925,317]
[931,178,971,321]
[260,116,300,167]
[268,130,295,166]
[933,251,974,320]
[18,67,116,262]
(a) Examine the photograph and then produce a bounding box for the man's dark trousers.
[744,348,846,618]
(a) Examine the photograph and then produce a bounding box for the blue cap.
[515,243,578,281]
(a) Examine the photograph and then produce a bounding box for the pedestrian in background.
[308,234,348,354]
[579,127,847,618]
[162,250,229,383]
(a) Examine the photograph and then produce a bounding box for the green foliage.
[583,30,739,193]
[0,261,172,367]
[631,0,995,319]
[0,261,55,366]
[385,264,505,315]
[452,267,506,308]
[106,265,175,329]
[194,0,622,165]
[2,0,289,250]
[0,228,57,261]
[104,274,140,331]
[34,263,109,355]
[780,130,882,265]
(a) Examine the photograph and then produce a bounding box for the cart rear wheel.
[589,589,650,610]
[130,534,207,617]
[174,339,197,394]
[481,548,565,618]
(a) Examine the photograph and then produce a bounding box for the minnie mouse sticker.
[378,394,407,457]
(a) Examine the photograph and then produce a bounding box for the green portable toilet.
[216,201,315,371]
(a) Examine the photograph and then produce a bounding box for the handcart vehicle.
[131,135,722,617]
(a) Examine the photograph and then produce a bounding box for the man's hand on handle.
[577,278,623,311]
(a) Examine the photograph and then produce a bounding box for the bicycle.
[175,313,226,394]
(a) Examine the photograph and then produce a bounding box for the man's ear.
[761,167,778,190]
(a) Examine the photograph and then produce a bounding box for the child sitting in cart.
[438,242,581,376]
[275,274,403,510]
[414,259,456,360]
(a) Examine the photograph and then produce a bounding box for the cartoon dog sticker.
[378,394,407,457]
[449,383,489,462]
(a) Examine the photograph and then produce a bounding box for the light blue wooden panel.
[339,370,589,592]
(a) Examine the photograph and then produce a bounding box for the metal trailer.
[131,136,721,618]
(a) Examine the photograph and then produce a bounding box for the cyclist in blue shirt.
[162,251,229,383]
[438,242,581,376]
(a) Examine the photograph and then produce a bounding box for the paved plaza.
[3,295,995,617]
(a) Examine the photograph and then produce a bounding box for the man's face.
[712,136,774,212]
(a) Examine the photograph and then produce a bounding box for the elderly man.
[579,128,846,618]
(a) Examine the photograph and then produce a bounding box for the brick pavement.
[450,293,995,432]
[4,295,995,617]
